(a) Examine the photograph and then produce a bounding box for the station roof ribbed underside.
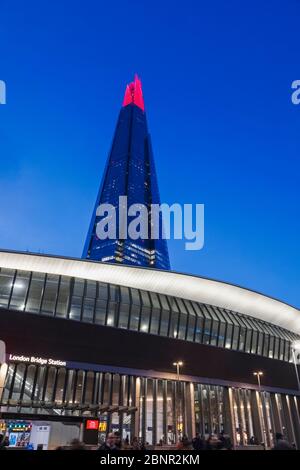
[0,250,299,334]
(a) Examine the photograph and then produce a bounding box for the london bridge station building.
[0,250,300,448]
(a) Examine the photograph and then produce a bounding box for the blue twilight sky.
[0,0,299,307]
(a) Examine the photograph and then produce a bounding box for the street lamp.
[253,371,266,448]
[291,341,300,392]
[173,361,183,381]
[253,371,263,391]
[173,361,183,441]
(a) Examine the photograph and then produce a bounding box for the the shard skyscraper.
[83,75,170,270]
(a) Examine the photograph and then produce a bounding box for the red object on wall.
[86,419,99,430]
[122,74,145,111]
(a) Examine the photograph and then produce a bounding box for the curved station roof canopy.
[0,250,299,334]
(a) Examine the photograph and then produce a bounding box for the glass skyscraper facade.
[82,75,170,270]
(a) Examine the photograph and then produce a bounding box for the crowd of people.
[55,432,148,451]
[97,432,147,451]
[1,429,297,451]
[177,432,233,450]
[63,430,296,451]
[94,430,297,451]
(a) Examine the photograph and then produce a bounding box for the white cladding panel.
[0,250,299,334]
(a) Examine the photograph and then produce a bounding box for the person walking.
[177,434,192,450]
[192,433,205,450]
[272,432,295,450]
[69,438,86,450]
[98,432,119,451]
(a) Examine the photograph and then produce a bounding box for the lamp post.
[253,371,266,448]
[253,371,263,391]
[173,361,183,441]
[291,341,300,392]
[173,361,183,382]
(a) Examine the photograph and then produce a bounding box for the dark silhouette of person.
[272,432,295,450]
[192,433,205,450]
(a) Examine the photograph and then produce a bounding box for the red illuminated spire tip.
[122,74,145,111]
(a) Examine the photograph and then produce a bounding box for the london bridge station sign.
[8,354,67,367]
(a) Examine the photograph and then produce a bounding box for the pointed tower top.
[122,74,145,111]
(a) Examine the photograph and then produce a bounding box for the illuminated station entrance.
[1,251,300,449]
[1,355,300,449]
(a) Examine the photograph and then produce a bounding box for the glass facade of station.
[1,361,300,448]
[0,267,299,362]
